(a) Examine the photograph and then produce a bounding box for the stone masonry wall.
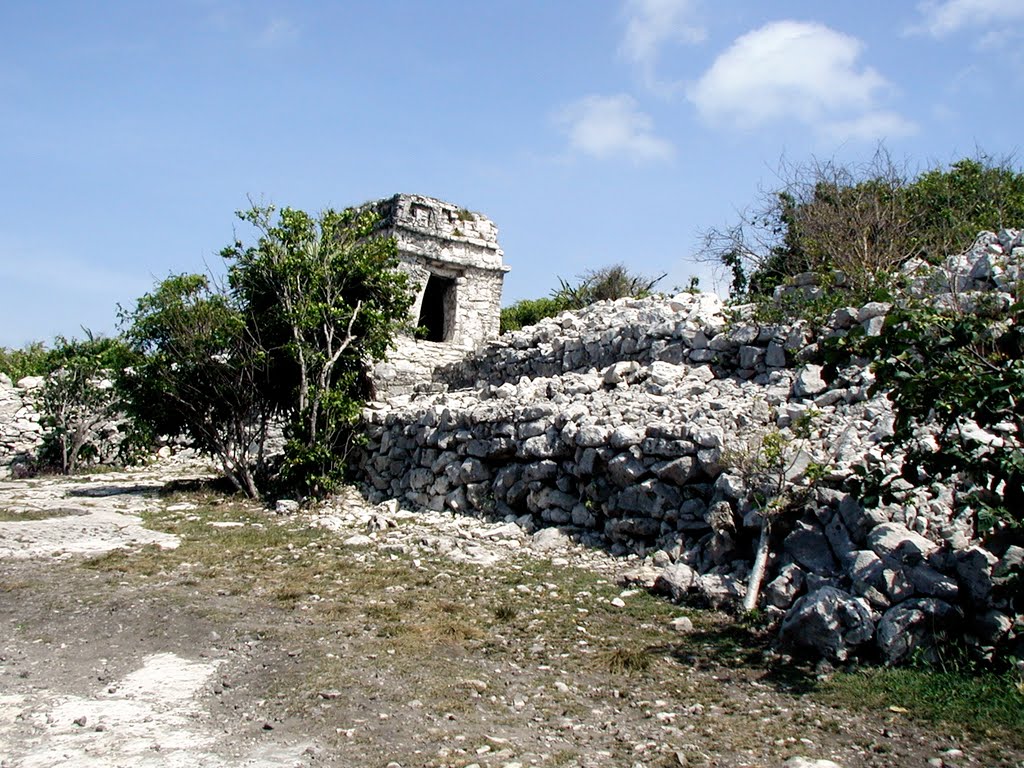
[359,231,1024,665]
[0,374,45,477]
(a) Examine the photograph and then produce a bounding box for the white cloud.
[621,0,705,87]
[688,21,916,141]
[914,0,1024,37]
[556,94,674,163]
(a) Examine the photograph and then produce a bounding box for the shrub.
[37,333,139,474]
[500,264,664,334]
[702,150,1024,311]
[0,341,52,382]
[122,204,413,500]
[500,296,569,334]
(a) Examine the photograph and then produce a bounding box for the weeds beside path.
[0,462,1020,767]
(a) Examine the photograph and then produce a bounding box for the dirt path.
[0,462,1019,768]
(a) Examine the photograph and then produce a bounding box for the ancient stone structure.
[369,194,509,396]
[359,230,1024,665]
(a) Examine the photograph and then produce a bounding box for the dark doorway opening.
[417,274,455,342]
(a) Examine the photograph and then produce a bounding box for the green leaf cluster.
[0,341,52,381]
[865,298,1024,531]
[119,204,413,500]
[500,296,570,334]
[119,274,273,497]
[36,333,141,474]
[705,152,1024,316]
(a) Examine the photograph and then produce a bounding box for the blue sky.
[2,0,1023,347]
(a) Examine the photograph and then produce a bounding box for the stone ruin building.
[369,194,509,396]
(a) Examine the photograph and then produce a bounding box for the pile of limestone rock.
[0,374,46,477]
[360,230,1023,664]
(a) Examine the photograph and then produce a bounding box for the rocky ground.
[0,460,1020,768]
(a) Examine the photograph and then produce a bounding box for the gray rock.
[669,615,694,633]
[972,609,1012,644]
[606,516,661,541]
[877,598,961,665]
[602,361,640,385]
[654,456,696,485]
[837,494,888,543]
[609,425,643,448]
[765,341,787,367]
[695,573,746,608]
[780,587,874,663]
[607,453,647,487]
[765,563,806,610]
[955,545,998,603]
[653,562,697,601]
[531,527,572,552]
[574,424,610,448]
[16,376,44,390]
[459,458,490,483]
[713,472,745,500]
[729,324,760,345]
[824,515,856,566]
[527,487,577,514]
[784,520,837,576]
[738,345,765,369]
[907,564,959,601]
[792,365,827,397]
[995,545,1024,580]
[570,503,597,528]
[867,523,939,565]
[522,460,558,483]
[857,301,891,322]
[861,315,886,336]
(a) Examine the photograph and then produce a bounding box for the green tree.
[500,296,570,334]
[119,274,275,498]
[905,156,1024,264]
[37,333,138,474]
[123,205,412,499]
[553,263,665,308]
[221,204,413,497]
[702,151,1024,305]
[0,341,52,382]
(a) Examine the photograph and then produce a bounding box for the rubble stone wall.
[359,230,1024,664]
[0,375,45,477]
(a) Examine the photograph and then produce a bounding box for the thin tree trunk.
[743,515,772,613]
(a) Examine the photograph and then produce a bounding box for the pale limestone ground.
[0,460,312,768]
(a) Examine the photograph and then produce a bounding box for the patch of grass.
[492,603,517,622]
[84,544,169,576]
[597,645,652,675]
[272,582,314,603]
[0,579,35,592]
[0,507,85,522]
[423,615,485,643]
[821,666,1024,747]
